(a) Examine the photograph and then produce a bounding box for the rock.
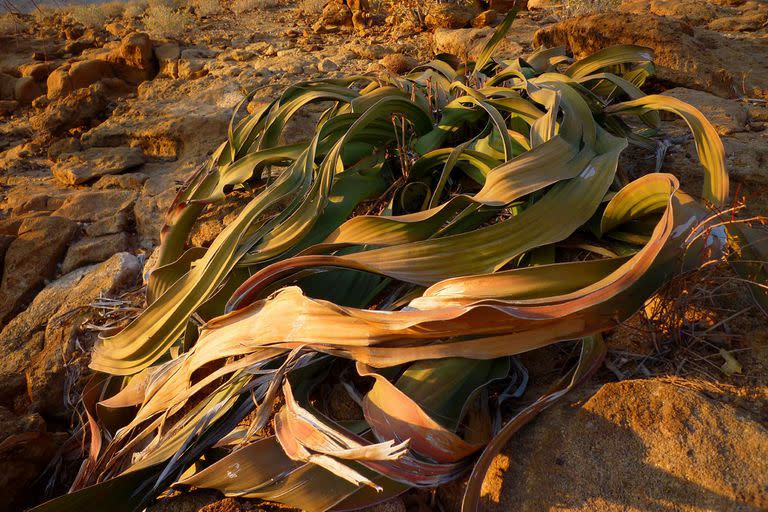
[81,79,234,162]
[0,234,13,279]
[490,0,528,10]
[348,43,391,60]
[433,27,495,60]
[51,146,146,185]
[0,216,78,324]
[527,0,561,8]
[48,137,83,162]
[0,100,18,116]
[155,42,181,79]
[54,189,137,222]
[481,379,768,511]
[708,11,767,32]
[0,253,141,416]
[31,82,108,135]
[64,34,97,56]
[0,73,16,100]
[107,32,156,84]
[722,131,768,183]
[94,172,149,190]
[532,12,768,99]
[61,232,130,273]
[317,1,353,29]
[661,87,748,135]
[18,62,56,82]
[13,76,43,104]
[317,57,340,72]
[0,408,67,511]
[84,210,130,236]
[46,59,114,99]
[473,9,499,28]
[380,53,418,74]
[425,3,477,29]
[178,53,209,80]
[621,0,723,26]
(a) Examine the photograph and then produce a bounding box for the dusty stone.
[0,100,18,116]
[532,12,768,99]
[54,189,137,222]
[61,232,129,273]
[12,76,40,105]
[348,43,391,60]
[81,78,235,162]
[0,216,78,324]
[31,82,108,135]
[527,0,561,8]
[317,57,339,72]
[0,73,16,100]
[18,62,55,82]
[94,171,149,190]
[155,42,181,78]
[0,234,13,278]
[64,34,97,56]
[46,59,114,99]
[317,1,353,29]
[107,32,155,84]
[433,27,509,61]
[380,53,418,74]
[84,210,130,237]
[723,133,768,182]
[662,87,749,135]
[48,137,82,162]
[51,146,146,185]
[425,3,477,29]
[490,0,528,10]
[480,379,768,511]
[0,253,141,416]
[473,9,499,28]
[708,11,768,32]
[0,408,67,511]
[621,0,724,26]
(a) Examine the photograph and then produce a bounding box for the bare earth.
[0,0,767,511]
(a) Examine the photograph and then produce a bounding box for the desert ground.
[0,0,767,511]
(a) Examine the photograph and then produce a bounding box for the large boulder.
[0,253,141,417]
[532,12,768,99]
[106,32,156,84]
[52,146,146,185]
[0,408,67,511]
[13,76,42,104]
[434,27,523,61]
[54,189,137,223]
[46,59,114,99]
[61,232,130,273]
[424,3,478,29]
[0,216,78,324]
[30,82,109,135]
[478,379,768,511]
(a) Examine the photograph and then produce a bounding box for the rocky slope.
[0,0,766,510]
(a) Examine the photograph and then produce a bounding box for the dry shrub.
[99,1,127,18]
[606,216,768,383]
[66,4,110,27]
[31,5,58,24]
[192,0,221,16]
[231,0,280,14]
[299,0,325,15]
[0,12,26,34]
[123,1,148,18]
[142,4,193,38]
